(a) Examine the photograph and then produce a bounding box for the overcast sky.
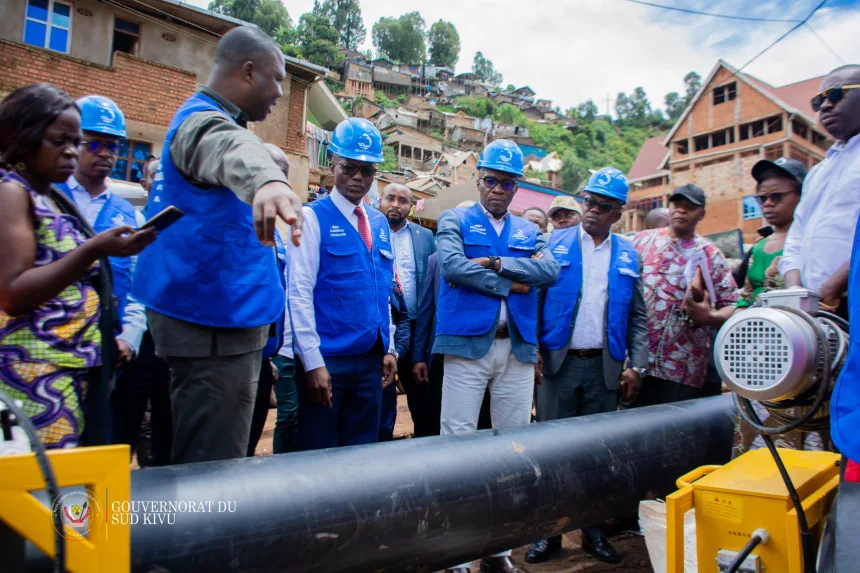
[191,0,860,114]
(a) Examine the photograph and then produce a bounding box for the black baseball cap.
[670,184,706,207]
[751,157,808,184]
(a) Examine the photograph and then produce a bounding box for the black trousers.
[637,376,708,407]
[110,331,172,466]
[248,358,276,456]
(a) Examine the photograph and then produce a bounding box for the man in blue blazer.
[379,184,437,437]
[434,141,559,573]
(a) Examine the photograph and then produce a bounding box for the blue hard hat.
[477,139,524,177]
[583,167,629,204]
[76,95,127,138]
[329,118,384,163]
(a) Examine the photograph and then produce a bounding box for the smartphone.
[139,206,184,232]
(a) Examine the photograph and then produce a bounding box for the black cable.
[620,0,803,22]
[818,311,849,333]
[746,404,817,573]
[726,532,764,573]
[0,390,65,573]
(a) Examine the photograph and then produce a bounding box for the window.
[24,0,71,53]
[792,120,808,140]
[766,115,783,134]
[110,139,152,183]
[790,147,810,167]
[694,135,710,152]
[743,196,762,220]
[739,120,765,141]
[711,128,735,148]
[675,140,689,155]
[812,131,828,150]
[713,82,737,105]
[423,149,433,162]
[112,18,140,60]
[401,145,412,159]
[764,146,782,161]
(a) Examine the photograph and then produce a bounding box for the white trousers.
[441,338,534,567]
[441,338,535,435]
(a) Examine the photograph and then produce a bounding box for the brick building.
[0,0,334,199]
[624,60,833,242]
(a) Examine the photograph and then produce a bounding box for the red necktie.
[354,206,372,252]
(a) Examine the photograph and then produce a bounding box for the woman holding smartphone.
[0,83,155,448]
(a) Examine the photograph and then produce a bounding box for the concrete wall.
[0,0,218,79]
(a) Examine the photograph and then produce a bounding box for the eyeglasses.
[337,162,376,178]
[811,84,860,112]
[81,140,120,155]
[481,176,518,192]
[754,191,797,206]
[582,197,616,214]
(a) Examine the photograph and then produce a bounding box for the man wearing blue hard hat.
[526,167,648,566]
[288,117,398,451]
[435,139,559,573]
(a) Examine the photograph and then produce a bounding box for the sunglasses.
[481,176,518,192]
[811,84,860,112]
[82,140,120,155]
[337,162,376,178]
[582,197,616,214]
[754,190,797,206]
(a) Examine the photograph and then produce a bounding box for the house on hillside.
[383,126,446,171]
[521,106,545,121]
[492,93,517,107]
[0,0,332,199]
[352,99,384,120]
[536,99,553,113]
[434,151,479,185]
[495,123,530,139]
[527,151,563,189]
[372,66,412,97]
[512,86,536,100]
[342,60,373,98]
[374,108,419,131]
[450,125,487,153]
[623,59,833,241]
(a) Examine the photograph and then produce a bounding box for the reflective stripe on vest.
[435,203,539,344]
[131,92,284,328]
[311,195,393,356]
[538,226,640,361]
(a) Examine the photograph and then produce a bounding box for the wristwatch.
[631,366,647,377]
[388,351,400,361]
[488,256,500,272]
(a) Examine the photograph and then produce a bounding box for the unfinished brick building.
[624,60,833,242]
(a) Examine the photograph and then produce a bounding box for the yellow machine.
[666,449,840,572]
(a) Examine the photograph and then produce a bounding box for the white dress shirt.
[391,222,418,317]
[570,226,611,350]
[277,235,294,360]
[66,176,148,356]
[478,203,509,327]
[779,133,860,291]
[288,189,395,371]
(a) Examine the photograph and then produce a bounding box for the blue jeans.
[273,355,297,454]
[296,350,383,451]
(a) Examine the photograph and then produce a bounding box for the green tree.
[683,71,702,102]
[427,20,460,68]
[453,96,495,118]
[664,92,685,121]
[615,87,654,128]
[372,12,427,64]
[208,0,291,38]
[505,84,516,93]
[472,51,503,86]
[495,104,527,126]
[294,10,343,68]
[379,144,399,171]
[323,0,366,51]
[576,100,598,121]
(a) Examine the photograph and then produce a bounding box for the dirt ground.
[251,394,656,573]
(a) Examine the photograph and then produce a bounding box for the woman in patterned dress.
[0,84,155,448]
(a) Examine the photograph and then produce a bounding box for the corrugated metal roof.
[627,135,669,181]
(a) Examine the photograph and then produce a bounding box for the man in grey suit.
[379,183,437,437]
[526,167,648,566]
[434,141,559,573]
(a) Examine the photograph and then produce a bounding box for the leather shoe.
[480,555,525,573]
[581,534,621,563]
[445,568,470,573]
[525,536,562,563]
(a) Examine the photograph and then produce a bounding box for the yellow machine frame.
[666,448,840,573]
[0,445,131,573]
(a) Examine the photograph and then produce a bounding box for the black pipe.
[26,395,735,573]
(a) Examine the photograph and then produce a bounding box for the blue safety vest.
[311,195,393,356]
[435,203,539,344]
[832,218,860,462]
[131,92,284,328]
[57,182,137,331]
[538,226,640,361]
[262,231,287,359]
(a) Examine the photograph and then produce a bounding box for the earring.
[15,162,26,172]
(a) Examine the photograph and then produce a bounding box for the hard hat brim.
[83,126,127,138]
[477,162,524,177]
[331,150,383,164]
[583,186,627,205]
